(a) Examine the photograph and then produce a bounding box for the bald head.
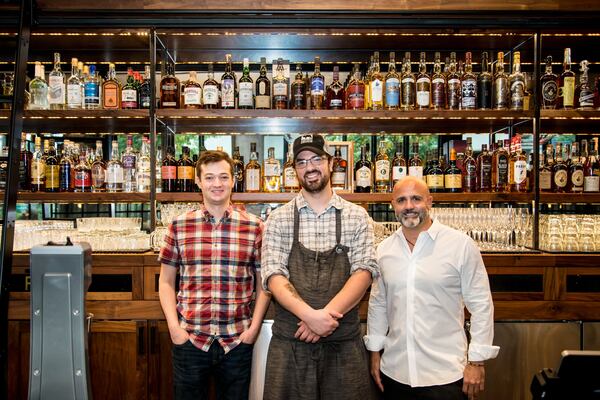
[392,176,431,198]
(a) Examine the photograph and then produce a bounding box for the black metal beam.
[0,0,31,398]
[149,28,157,231]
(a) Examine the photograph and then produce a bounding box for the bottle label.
[370,79,383,103]
[221,78,235,107]
[539,170,552,190]
[514,160,527,184]
[375,160,390,181]
[74,170,92,188]
[203,85,219,105]
[161,166,177,180]
[331,171,346,186]
[464,163,477,189]
[480,161,492,188]
[273,82,287,97]
[510,79,525,109]
[48,76,65,105]
[497,156,509,185]
[542,80,558,103]
[45,165,60,189]
[562,76,575,107]
[408,166,423,179]
[416,77,431,107]
[122,154,136,170]
[356,166,372,187]
[246,169,261,191]
[571,170,584,188]
[258,81,267,95]
[347,85,365,109]
[311,77,324,96]
[31,161,45,183]
[494,77,509,108]
[264,163,280,177]
[427,174,444,189]
[177,166,195,180]
[554,169,567,187]
[106,167,124,184]
[385,78,400,107]
[461,78,477,109]
[584,176,600,192]
[184,87,202,105]
[432,78,446,108]
[84,83,100,105]
[103,85,119,109]
[92,166,105,188]
[445,174,462,189]
[579,91,595,108]
[121,89,138,108]
[447,78,461,109]
[255,95,271,109]
[67,84,82,106]
[238,82,254,107]
[329,99,343,108]
[284,167,300,188]
[392,165,406,181]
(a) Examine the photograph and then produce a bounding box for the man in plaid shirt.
[158,150,270,400]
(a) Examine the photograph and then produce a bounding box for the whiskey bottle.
[539,143,553,193]
[91,140,106,192]
[364,55,373,110]
[375,140,390,193]
[391,143,407,188]
[416,52,431,110]
[370,52,384,110]
[238,58,254,110]
[29,62,48,110]
[30,136,45,192]
[401,52,416,110]
[291,63,306,110]
[509,51,525,111]
[384,51,400,110]
[444,147,462,193]
[182,71,202,109]
[461,52,477,110]
[551,142,568,192]
[19,133,32,191]
[137,137,151,193]
[178,146,195,193]
[102,63,121,109]
[559,48,576,109]
[462,137,477,192]
[139,65,152,109]
[310,56,325,109]
[283,144,299,192]
[84,65,100,110]
[510,140,529,193]
[431,52,446,110]
[67,57,82,109]
[273,58,289,110]
[408,142,423,180]
[232,146,245,193]
[221,54,236,109]
[492,140,509,192]
[327,65,345,110]
[202,63,220,109]
[354,145,372,193]
[541,56,558,109]
[48,52,65,110]
[58,146,73,192]
[255,57,271,109]
[331,145,347,191]
[73,155,92,192]
[122,68,139,109]
[44,140,60,193]
[493,52,509,110]
[568,142,584,193]
[584,139,600,192]
[245,142,261,192]
[577,60,594,109]
[121,135,137,192]
[427,155,445,193]
[476,144,492,192]
[446,52,461,110]
[477,52,492,110]
[346,63,365,110]
[161,146,178,192]
[263,147,281,193]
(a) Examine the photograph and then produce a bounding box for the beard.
[396,208,428,229]
[299,168,330,193]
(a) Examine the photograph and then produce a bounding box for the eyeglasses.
[295,155,326,169]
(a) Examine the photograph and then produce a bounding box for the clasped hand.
[294,308,343,343]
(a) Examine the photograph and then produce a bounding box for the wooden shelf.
[540,109,600,133]
[540,193,600,203]
[15,191,151,203]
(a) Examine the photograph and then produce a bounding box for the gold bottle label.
[563,76,575,107]
[444,174,462,189]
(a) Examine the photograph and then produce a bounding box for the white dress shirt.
[364,219,499,387]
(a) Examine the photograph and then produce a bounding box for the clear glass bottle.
[493,51,509,110]
[509,52,525,111]
[29,62,48,110]
[84,64,100,109]
[221,53,236,109]
[30,136,45,192]
[263,147,281,193]
[255,57,271,109]
[577,60,594,109]
[121,135,137,192]
[310,56,325,110]
[559,48,576,109]
[78,62,86,108]
[477,52,493,110]
[202,63,220,109]
[370,52,384,110]
[102,63,121,109]
[541,55,558,109]
[291,63,306,110]
[137,136,151,192]
[182,71,203,109]
[461,52,477,110]
[416,52,431,110]
[106,139,124,193]
[510,140,529,193]
[48,52,65,110]
[431,52,446,110]
[155,145,162,193]
[384,51,400,110]
[67,57,82,109]
[245,142,261,192]
[238,58,254,109]
[375,140,390,193]
[401,52,416,110]
[272,58,288,110]
[91,140,106,192]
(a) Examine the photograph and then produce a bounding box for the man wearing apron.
[262,134,379,400]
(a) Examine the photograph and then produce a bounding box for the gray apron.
[263,204,376,400]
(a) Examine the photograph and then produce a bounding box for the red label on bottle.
[74,171,92,188]
[162,166,177,179]
[347,85,365,109]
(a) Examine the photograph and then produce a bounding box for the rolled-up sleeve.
[260,209,292,291]
[348,212,379,278]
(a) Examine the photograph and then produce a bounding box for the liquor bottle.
[364,55,373,110]
[73,155,92,192]
[462,137,477,192]
[444,147,462,193]
[558,48,576,110]
[231,146,245,192]
[391,143,407,188]
[539,143,553,192]
[568,142,584,193]
[122,68,139,109]
[58,145,73,192]
[431,52,446,110]
[138,65,151,109]
[84,64,100,109]
[384,51,400,110]
[354,145,372,193]
[263,147,281,193]
[508,52,525,111]
[461,52,477,110]
[272,58,288,110]
[67,57,82,109]
[106,140,124,192]
[541,56,558,109]
[238,58,254,109]
[19,133,32,191]
[182,71,202,109]
[510,141,529,193]
[427,155,445,193]
[584,139,599,192]
[282,146,299,193]
[121,135,137,192]
[446,52,461,110]
[291,63,306,110]
[202,63,220,109]
[220,54,236,109]
[30,136,45,192]
[492,140,509,192]
[78,62,86,109]
[177,146,195,192]
[44,140,59,193]
[136,137,151,192]
[48,52,65,110]
[331,145,347,191]
[551,142,568,192]
[346,63,365,110]
[577,60,594,109]
[401,52,416,110]
[408,142,423,180]
[161,146,177,192]
[369,52,384,110]
[477,52,492,109]
[310,56,325,109]
[102,63,121,109]
[375,140,390,193]
[159,63,180,109]
[255,57,271,109]
[327,65,345,110]
[304,71,312,109]
[245,142,261,192]
[595,77,600,110]
[91,140,106,192]
[29,62,48,110]
[476,144,492,192]
[155,146,162,193]
[415,52,431,110]
[493,52,509,110]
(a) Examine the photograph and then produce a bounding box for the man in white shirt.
[364,176,499,400]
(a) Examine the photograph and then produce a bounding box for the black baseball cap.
[293,134,330,160]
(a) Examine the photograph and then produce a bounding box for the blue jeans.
[172,339,253,400]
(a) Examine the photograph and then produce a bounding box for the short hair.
[196,150,235,179]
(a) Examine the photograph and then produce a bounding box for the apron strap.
[293,201,300,246]
[335,208,342,245]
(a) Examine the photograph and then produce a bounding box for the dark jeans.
[381,373,466,400]
[172,339,253,400]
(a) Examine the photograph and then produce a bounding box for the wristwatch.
[466,361,485,367]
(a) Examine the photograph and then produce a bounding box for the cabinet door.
[148,321,173,400]
[7,321,30,400]
[89,320,148,400]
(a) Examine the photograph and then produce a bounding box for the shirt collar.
[199,203,234,221]
[295,191,343,213]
